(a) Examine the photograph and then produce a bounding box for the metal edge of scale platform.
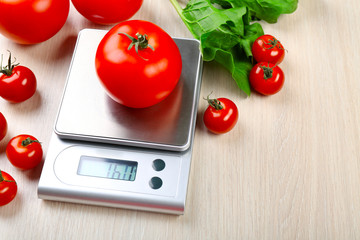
[37,29,203,215]
[53,29,203,152]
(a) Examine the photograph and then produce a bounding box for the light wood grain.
[1,0,360,239]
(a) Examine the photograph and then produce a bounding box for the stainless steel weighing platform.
[37,29,203,215]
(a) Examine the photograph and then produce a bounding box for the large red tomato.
[71,0,143,25]
[0,0,70,44]
[95,20,182,108]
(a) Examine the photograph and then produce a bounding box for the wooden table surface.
[1,0,359,239]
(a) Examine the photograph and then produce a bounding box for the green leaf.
[182,0,248,38]
[212,0,299,23]
[200,22,263,96]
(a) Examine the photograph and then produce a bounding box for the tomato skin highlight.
[0,112,7,141]
[249,62,285,95]
[0,66,37,103]
[95,20,182,108]
[0,0,69,44]
[203,98,238,134]
[0,170,17,207]
[6,135,43,170]
[252,35,285,65]
[71,0,143,25]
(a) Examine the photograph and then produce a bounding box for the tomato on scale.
[0,51,37,103]
[203,94,238,134]
[95,20,182,108]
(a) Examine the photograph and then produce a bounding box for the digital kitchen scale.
[37,29,203,215]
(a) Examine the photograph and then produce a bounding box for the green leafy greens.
[170,0,298,96]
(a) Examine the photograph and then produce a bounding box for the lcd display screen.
[77,156,137,181]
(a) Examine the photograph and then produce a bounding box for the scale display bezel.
[53,144,182,197]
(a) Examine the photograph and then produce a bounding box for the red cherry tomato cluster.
[202,35,288,134]
[0,59,43,206]
[250,34,286,95]
[0,0,144,44]
[0,111,43,206]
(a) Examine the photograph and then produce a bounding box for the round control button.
[149,177,163,190]
[152,159,166,171]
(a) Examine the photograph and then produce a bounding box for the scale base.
[38,133,193,215]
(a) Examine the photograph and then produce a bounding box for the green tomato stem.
[21,137,39,147]
[204,92,223,110]
[118,32,154,61]
[0,170,15,183]
[169,0,183,17]
[0,50,19,76]
[260,63,275,80]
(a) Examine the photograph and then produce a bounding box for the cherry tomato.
[252,35,285,65]
[95,20,182,108]
[0,0,69,44]
[71,0,143,25]
[6,134,43,170]
[0,112,7,141]
[203,95,238,134]
[0,52,37,103]
[249,62,285,95]
[0,170,17,206]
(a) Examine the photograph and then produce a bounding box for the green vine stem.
[169,0,198,39]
